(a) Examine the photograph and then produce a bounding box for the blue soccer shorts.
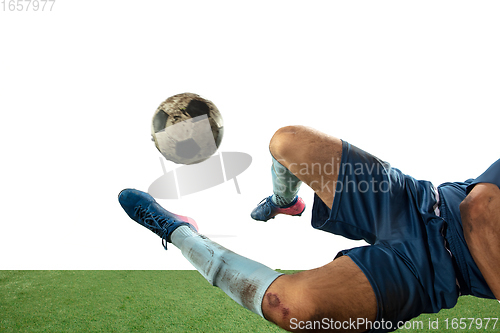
[311,140,462,332]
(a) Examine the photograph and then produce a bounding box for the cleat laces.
[256,197,273,216]
[134,205,172,249]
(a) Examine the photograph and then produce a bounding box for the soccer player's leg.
[118,189,378,332]
[262,256,377,332]
[119,189,283,316]
[251,125,342,221]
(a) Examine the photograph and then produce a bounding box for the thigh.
[262,244,441,333]
[338,244,444,330]
[270,125,343,208]
[262,256,377,332]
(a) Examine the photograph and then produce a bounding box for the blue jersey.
[311,141,498,331]
[467,158,500,192]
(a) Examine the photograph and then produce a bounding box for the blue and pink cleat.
[250,195,306,222]
[118,189,198,249]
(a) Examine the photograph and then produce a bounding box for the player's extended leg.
[119,189,377,332]
[119,188,282,317]
[251,125,342,221]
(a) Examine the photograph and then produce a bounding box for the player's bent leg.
[269,125,343,208]
[262,256,377,332]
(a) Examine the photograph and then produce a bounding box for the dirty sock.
[170,225,283,317]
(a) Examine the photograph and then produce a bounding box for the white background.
[0,1,498,270]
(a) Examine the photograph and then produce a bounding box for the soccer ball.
[151,93,224,165]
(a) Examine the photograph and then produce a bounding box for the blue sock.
[271,155,301,207]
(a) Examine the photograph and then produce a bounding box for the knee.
[269,125,309,160]
[262,277,326,331]
[263,290,318,331]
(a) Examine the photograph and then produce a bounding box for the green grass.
[1,271,498,332]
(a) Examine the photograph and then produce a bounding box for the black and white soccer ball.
[151,93,224,165]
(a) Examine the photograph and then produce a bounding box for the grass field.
[1,271,499,332]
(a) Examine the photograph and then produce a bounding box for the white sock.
[170,226,283,317]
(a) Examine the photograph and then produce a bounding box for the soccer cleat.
[250,195,305,222]
[118,188,198,249]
